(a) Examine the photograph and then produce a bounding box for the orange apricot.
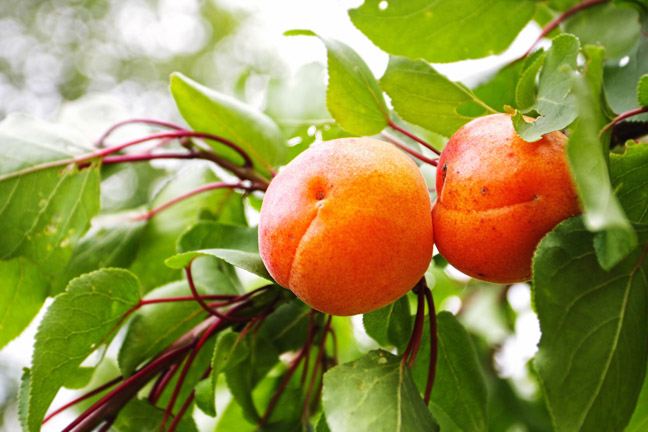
[259,137,434,316]
[432,113,581,284]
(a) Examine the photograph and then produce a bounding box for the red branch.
[132,181,259,222]
[402,281,427,368]
[381,131,439,166]
[602,106,648,134]
[184,264,249,322]
[523,0,610,58]
[95,118,184,147]
[388,120,441,156]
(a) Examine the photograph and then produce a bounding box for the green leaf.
[0,258,48,350]
[380,56,494,137]
[515,50,546,111]
[363,296,411,352]
[167,223,271,281]
[638,74,648,107]
[28,268,141,432]
[287,32,389,135]
[472,56,527,113]
[117,281,206,376]
[18,368,30,432]
[113,398,198,432]
[170,72,285,177]
[567,46,637,269]
[604,38,648,116]
[411,313,488,432]
[194,378,214,417]
[610,142,648,223]
[316,415,331,432]
[564,2,640,60]
[533,218,648,432]
[265,62,350,160]
[167,248,271,281]
[0,115,101,278]
[627,364,648,432]
[322,350,438,432]
[348,0,536,63]
[129,165,245,292]
[52,220,146,295]
[258,299,314,353]
[512,34,580,141]
[196,329,250,417]
[225,337,279,423]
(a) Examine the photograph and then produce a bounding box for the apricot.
[259,137,434,316]
[432,114,580,284]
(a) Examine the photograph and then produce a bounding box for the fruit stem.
[388,120,441,156]
[601,106,648,134]
[402,280,427,368]
[423,283,438,405]
[132,181,261,222]
[522,0,610,58]
[381,131,439,166]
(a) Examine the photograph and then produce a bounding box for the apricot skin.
[432,114,580,284]
[259,137,434,316]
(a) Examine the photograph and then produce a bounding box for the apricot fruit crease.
[258,137,434,316]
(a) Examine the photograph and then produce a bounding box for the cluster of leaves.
[1,0,648,431]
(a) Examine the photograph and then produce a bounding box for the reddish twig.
[522,0,610,58]
[381,131,439,166]
[388,120,441,156]
[602,106,648,134]
[257,347,309,429]
[42,376,123,424]
[101,152,202,165]
[184,264,249,322]
[95,118,184,147]
[61,343,195,432]
[132,181,259,222]
[423,284,438,405]
[161,319,222,429]
[166,368,211,432]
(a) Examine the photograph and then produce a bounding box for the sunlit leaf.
[380,56,495,137]
[286,30,389,136]
[171,73,285,177]
[349,0,536,63]
[0,114,101,278]
[27,269,141,432]
[0,258,48,350]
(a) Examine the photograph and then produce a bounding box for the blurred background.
[0,1,546,430]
